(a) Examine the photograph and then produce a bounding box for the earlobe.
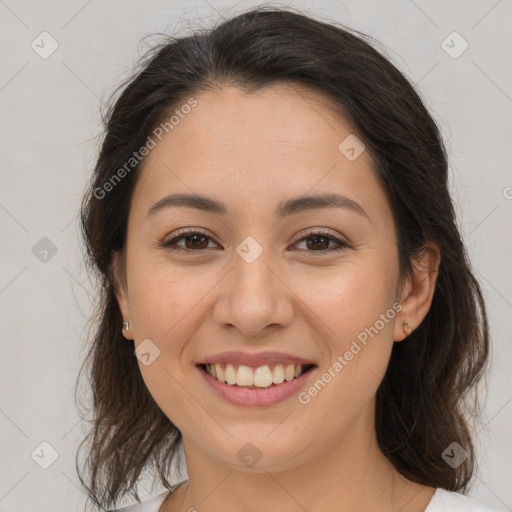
[111,251,133,340]
[394,242,441,342]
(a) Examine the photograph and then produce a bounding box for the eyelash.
[160,228,350,254]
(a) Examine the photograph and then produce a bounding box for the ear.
[111,250,133,340]
[394,242,441,342]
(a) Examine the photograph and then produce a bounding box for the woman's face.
[115,83,411,472]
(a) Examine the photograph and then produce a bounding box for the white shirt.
[111,482,500,512]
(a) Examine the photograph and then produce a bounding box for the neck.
[163,402,435,512]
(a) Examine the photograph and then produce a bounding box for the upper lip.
[198,351,316,368]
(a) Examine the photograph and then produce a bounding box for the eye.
[161,228,350,254]
[291,230,349,253]
[161,229,219,252]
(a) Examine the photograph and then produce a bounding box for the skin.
[113,83,441,512]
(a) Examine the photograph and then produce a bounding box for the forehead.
[130,83,391,225]
[165,83,354,160]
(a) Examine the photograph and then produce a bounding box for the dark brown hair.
[76,5,490,510]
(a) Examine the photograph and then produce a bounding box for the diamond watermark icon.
[31,441,59,469]
[237,442,262,467]
[32,237,58,263]
[236,236,263,263]
[135,338,161,366]
[31,31,59,59]
[441,32,468,59]
[441,442,469,468]
[338,134,365,161]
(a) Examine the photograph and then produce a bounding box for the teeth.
[254,365,273,387]
[284,364,295,381]
[272,364,285,384]
[236,365,253,386]
[225,364,237,385]
[206,363,307,388]
[215,364,226,383]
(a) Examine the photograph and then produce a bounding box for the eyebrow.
[147,192,369,220]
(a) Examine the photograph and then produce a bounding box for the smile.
[197,361,317,407]
[200,363,315,389]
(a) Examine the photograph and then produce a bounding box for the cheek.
[293,256,399,348]
[127,262,207,429]
[128,259,208,341]
[291,254,399,406]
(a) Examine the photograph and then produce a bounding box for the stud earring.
[122,321,130,332]
[402,321,413,336]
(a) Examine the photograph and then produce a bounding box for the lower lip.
[197,365,316,407]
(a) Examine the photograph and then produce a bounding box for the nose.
[212,246,294,337]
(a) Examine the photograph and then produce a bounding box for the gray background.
[0,0,511,510]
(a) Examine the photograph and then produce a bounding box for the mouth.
[197,362,316,389]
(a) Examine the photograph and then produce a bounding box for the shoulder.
[108,479,187,512]
[426,488,501,512]
[116,491,171,512]
[114,489,171,512]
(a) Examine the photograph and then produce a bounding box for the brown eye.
[293,230,349,253]
[162,229,219,252]
[161,229,349,255]
[182,234,209,250]
[305,234,331,251]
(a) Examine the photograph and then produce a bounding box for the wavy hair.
[76,6,490,510]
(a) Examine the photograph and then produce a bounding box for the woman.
[77,6,497,512]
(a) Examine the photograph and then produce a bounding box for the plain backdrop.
[0,1,511,510]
